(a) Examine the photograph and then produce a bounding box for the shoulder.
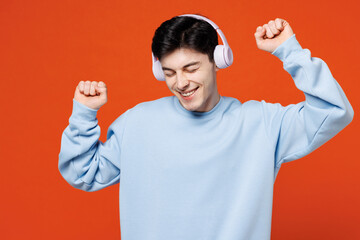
[228,97,263,112]
[226,97,289,119]
[120,96,174,122]
[109,97,173,131]
[130,96,173,114]
[242,99,290,112]
[219,96,265,114]
[223,97,264,108]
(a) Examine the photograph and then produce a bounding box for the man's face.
[160,48,220,112]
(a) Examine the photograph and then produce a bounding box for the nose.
[176,72,189,90]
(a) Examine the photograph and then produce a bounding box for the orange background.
[1,0,359,239]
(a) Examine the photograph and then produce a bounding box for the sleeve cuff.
[71,98,98,121]
[271,34,303,61]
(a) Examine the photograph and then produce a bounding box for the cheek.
[165,79,174,90]
[203,73,216,90]
[167,81,180,96]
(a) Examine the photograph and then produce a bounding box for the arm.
[255,20,354,171]
[58,99,128,192]
[58,81,128,192]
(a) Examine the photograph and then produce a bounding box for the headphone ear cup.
[214,45,228,69]
[152,59,166,81]
[214,45,233,69]
[224,46,233,67]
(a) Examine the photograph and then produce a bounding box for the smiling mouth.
[179,87,199,97]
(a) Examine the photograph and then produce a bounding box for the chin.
[182,100,204,112]
[184,105,198,112]
[173,89,207,112]
[177,98,198,112]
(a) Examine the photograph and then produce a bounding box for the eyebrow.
[162,61,200,71]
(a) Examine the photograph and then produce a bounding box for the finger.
[84,80,91,95]
[78,81,85,93]
[95,81,107,94]
[254,26,266,40]
[263,24,274,38]
[268,20,280,35]
[275,18,284,30]
[90,81,97,96]
[282,19,289,28]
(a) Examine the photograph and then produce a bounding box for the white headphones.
[152,14,234,81]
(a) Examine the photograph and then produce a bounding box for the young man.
[59,14,353,240]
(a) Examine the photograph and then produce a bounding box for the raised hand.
[254,18,294,53]
[74,80,108,110]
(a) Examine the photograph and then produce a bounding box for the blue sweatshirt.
[58,34,353,240]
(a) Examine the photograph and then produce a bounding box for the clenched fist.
[74,80,108,110]
[254,18,294,53]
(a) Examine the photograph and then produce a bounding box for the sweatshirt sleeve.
[261,34,354,172]
[58,99,129,192]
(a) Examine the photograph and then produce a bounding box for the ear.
[215,65,220,72]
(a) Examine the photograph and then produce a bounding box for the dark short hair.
[151,15,218,63]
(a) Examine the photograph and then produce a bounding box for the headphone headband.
[179,14,229,47]
[152,14,233,81]
[180,14,220,29]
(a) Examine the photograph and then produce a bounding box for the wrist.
[271,34,302,61]
[71,98,98,121]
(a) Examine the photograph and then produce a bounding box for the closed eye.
[186,68,198,73]
[165,72,175,77]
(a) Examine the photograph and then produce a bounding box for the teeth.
[181,89,196,97]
